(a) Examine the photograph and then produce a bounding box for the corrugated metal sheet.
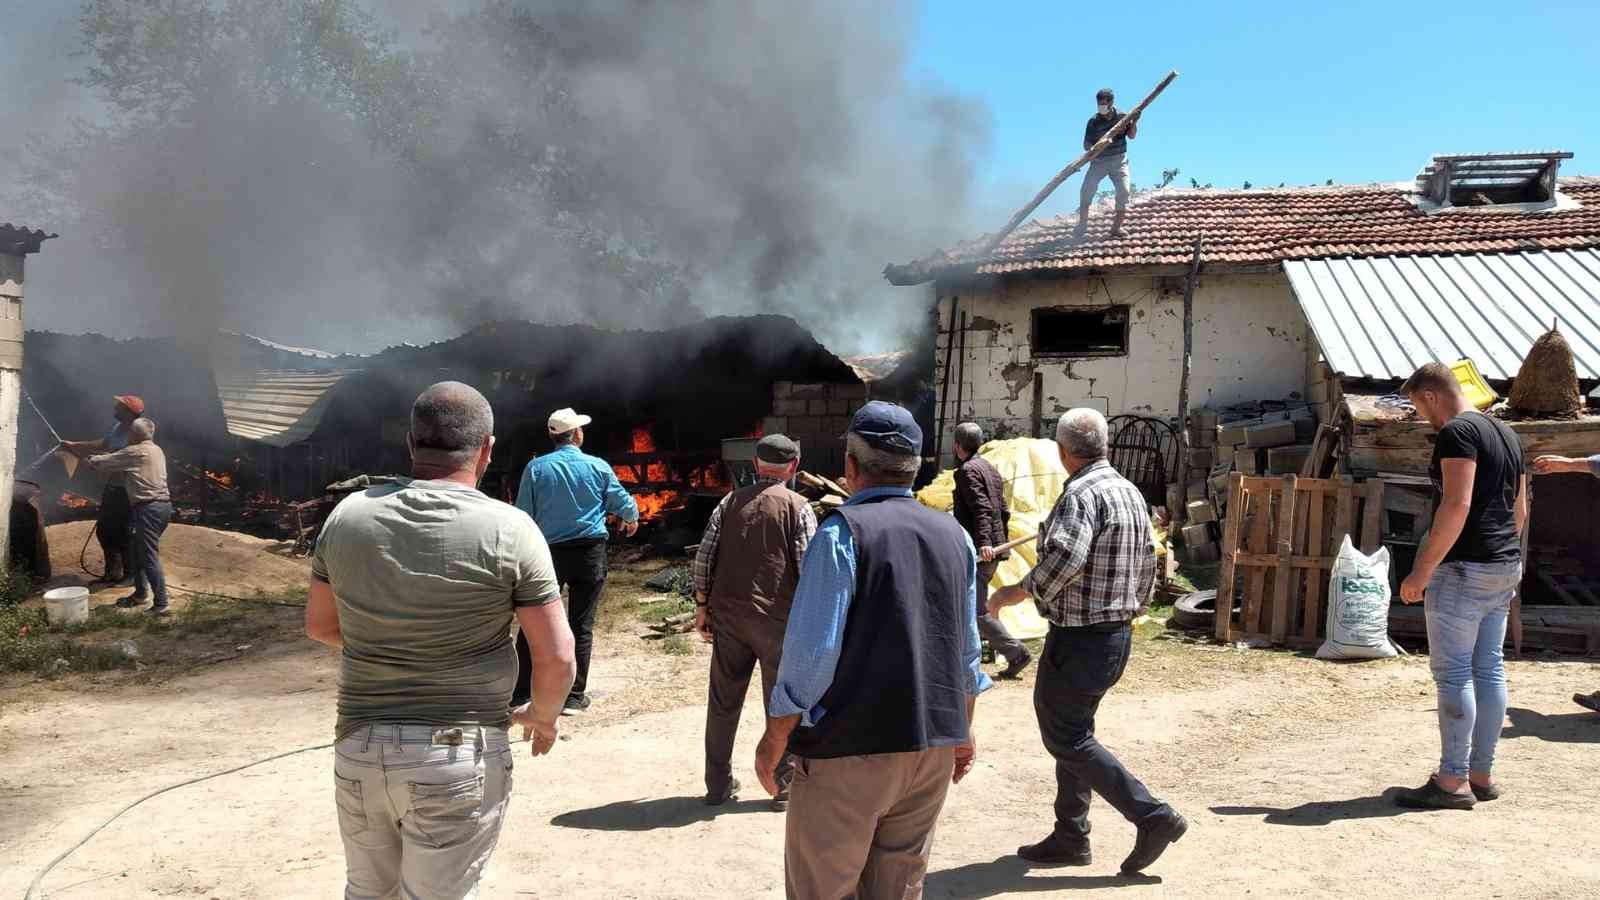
[1287,249,1600,382]
[215,369,353,447]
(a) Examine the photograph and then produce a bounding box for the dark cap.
[1096,87,1114,101]
[755,433,800,464]
[848,401,923,455]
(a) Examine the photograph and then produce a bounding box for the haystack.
[1508,325,1583,418]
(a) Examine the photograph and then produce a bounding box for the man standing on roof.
[692,433,816,810]
[62,395,144,585]
[1073,88,1139,240]
[514,408,639,715]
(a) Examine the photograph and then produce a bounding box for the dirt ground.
[44,520,313,601]
[3,544,1599,898]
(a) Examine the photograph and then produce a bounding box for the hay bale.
[1508,327,1583,418]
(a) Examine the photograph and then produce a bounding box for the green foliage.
[0,605,129,674]
[0,562,33,610]
[659,633,694,656]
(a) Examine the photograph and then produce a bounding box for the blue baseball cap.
[848,401,923,455]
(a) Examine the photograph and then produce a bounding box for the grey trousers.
[1079,152,1131,209]
[130,501,172,608]
[785,748,955,900]
[334,724,514,900]
[976,561,1027,666]
[705,606,794,797]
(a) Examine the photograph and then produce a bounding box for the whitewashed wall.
[932,272,1310,466]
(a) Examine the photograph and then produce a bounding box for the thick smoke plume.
[0,1,989,355]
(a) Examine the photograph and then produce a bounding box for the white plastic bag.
[1315,535,1399,660]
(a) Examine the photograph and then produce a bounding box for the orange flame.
[631,427,657,454]
[60,491,95,509]
[204,469,236,489]
[632,490,682,522]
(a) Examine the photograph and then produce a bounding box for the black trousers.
[975,560,1027,666]
[704,607,794,797]
[96,485,131,577]
[1033,621,1170,844]
[514,537,607,706]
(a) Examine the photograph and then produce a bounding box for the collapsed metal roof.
[215,369,355,448]
[0,223,56,255]
[1286,249,1600,382]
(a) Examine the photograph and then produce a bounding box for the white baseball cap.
[547,407,593,435]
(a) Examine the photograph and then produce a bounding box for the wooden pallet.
[1214,473,1384,647]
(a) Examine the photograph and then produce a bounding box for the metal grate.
[1415,151,1573,207]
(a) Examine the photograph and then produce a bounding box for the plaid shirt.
[1022,460,1156,627]
[691,476,817,598]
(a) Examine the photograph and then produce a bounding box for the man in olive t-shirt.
[1394,363,1525,812]
[306,382,576,899]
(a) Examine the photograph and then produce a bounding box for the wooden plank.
[1538,572,1582,606]
[1232,553,1336,569]
[1332,475,1355,551]
[1359,479,1384,554]
[1214,472,1246,642]
[1290,481,1313,637]
[1243,482,1273,635]
[1271,475,1298,644]
[1302,487,1328,643]
[1238,476,1349,494]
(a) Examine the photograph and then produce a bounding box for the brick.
[1183,541,1221,564]
[1244,420,1297,449]
[1181,522,1217,546]
[827,398,849,415]
[1308,381,1331,404]
[761,416,788,435]
[832,383,868,401]
[773,397,807,416]
[1217,421,1251,446]
[790,383,826,400]
[1266,444,1313,475]
[1185,499,1217,525]
[1166,481,1207,513]
[807,399,829,415]
[1233,448,1262,474]
[1188,424,1217,448]
[772,381,793,398]
[1187,446,1215,469]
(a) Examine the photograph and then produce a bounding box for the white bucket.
[43,587,91,627]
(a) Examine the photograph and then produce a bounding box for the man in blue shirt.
[513,407,639,714]
[756,401,989,900]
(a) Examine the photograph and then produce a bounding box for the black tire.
[1171,589,1236,631]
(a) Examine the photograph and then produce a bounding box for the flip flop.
[1572,691,1600,713]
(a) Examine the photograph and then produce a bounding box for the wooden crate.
[1214,473,1384,647]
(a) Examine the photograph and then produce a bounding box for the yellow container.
[1450,358,1498,410]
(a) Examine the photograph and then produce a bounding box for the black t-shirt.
[1428,411,1523,563]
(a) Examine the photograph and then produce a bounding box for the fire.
[612,460,671,484]
[632,490,682,522]
[60,492,95,510]
[631,426,657,454]
[205,469,236,489]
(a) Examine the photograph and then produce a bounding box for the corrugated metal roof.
[1287,249,1600,382]
[215,369,354,447]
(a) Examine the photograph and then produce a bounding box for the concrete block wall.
[765,381,867,477]
[931,272,1313,468]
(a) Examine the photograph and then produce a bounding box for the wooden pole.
[1031,371,1044,439]
[981,70,1179,255]
[1175,236,1203,520]
[954,312,968,440]
[935,297,960,467]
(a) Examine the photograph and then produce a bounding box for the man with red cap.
[62,395,145,584]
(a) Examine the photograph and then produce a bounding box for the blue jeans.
[1424,560,1520,779]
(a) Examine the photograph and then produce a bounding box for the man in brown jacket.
[953,423,1031,678]
[692,434,817,809]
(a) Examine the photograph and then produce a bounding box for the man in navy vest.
[756,401,990,900]
[990,408,1186,874]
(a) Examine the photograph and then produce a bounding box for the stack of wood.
[795,471,850,517]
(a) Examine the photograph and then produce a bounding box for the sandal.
[1573,691,1600,713]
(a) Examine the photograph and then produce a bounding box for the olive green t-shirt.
[311,479,560,738]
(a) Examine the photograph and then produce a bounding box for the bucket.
[43,587,90,627]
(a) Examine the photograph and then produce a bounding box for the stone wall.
[763,380,868,477]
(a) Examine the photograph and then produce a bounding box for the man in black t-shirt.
[1072,88,1140,240]
[1394,362,1526,811]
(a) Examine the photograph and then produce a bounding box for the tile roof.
[884,177,1600,285]
[0,223,56,255]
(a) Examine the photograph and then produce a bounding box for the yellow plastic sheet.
[916,438,1069,640]
[918,438,1174,640]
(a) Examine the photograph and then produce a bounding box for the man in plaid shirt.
[989,408,1186,875]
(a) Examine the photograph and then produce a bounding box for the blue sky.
[914,0,1600,221]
